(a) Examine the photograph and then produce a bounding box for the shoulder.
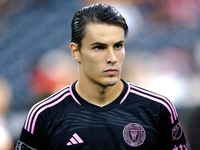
[126,81,178,124]
[23,85,72,134]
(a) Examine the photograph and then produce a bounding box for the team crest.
[172,123,182,141]
[123,123,146,147]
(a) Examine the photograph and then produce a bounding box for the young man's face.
[72,23,125,87]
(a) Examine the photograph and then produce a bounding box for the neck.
[75,79,124,107]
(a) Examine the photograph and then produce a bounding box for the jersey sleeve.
[159,104,189,150]
[15,111,46,150]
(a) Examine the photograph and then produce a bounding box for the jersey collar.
[70,79,129,112]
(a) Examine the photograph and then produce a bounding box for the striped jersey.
[15,79,188,150]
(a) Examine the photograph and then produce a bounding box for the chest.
[45,107,160,149]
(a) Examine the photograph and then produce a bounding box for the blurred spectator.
[0,77,14,150]
[132,0,169,24]
[164,0,200,27]
[30,49,78,103]
[154,47,193,75]
[130,0,200,26]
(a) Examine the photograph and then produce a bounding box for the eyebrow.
[90,40,124,46]
[90,42,107,46]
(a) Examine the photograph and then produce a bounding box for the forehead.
[83,23,125,44]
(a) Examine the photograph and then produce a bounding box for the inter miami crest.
[123,123,146,147]
[172,123,182,141]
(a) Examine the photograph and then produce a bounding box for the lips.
[104,68,118,75]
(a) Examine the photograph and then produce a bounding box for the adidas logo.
[67,133,84,146]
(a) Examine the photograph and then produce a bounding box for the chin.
[102,77,119,87]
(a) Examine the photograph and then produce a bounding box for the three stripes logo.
[67,133,84,146]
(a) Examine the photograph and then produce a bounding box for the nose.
[107,48,117,64]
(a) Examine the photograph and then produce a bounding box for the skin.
[70,23,125,107]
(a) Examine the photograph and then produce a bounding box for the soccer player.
[15,3,189,150]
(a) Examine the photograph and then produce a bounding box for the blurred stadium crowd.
[0,0,200,149]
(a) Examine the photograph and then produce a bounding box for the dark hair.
[71,3,128,50]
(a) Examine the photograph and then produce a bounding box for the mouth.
[104,68,119,76]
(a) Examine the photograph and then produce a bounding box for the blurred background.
[0,0,200,149]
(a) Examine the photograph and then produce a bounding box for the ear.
[69,42,81,63]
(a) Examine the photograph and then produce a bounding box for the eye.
[114,43,123,50]
[93,46,106,50]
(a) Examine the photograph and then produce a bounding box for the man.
[16,3,188,150]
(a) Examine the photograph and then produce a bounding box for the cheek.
[81,56,101,72]
[117,52,125,65]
